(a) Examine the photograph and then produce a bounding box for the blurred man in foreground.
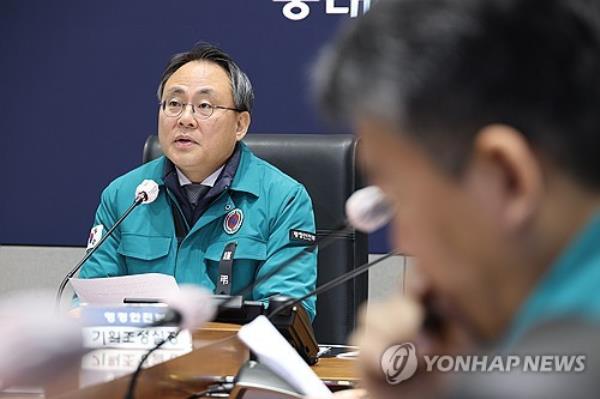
[314,0,600,397]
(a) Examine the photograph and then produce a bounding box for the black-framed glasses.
[159,99,242,119]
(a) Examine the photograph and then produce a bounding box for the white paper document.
[238,315,332,398]
[70,273,180,304]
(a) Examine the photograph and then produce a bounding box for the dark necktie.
[184,183,210,207]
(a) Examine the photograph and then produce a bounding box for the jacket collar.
[228,141,260,198]
[151,141,260,198]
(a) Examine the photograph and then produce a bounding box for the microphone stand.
[54,193,147,313]
[124,328,182,399]
[268,251,400,319]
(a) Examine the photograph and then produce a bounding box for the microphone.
[0,291,84,390]
[55,179,160,312]
[345,185,394,233]
[135,179,160,204]
[0,287,214,391]
[268,251,398,320]
[267,186,397,318]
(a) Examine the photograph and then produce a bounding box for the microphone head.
[164,285,216,331]
[345,186,394,233]
[135,179,160,204]
[0,291,83,389]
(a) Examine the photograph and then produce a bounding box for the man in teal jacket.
[80,43,317,320]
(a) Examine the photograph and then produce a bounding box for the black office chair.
[143,134,368,344]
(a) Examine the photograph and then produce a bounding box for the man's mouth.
[174,136,197,146]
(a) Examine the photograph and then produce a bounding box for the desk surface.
[36,322,358,398]
[194,322,358,382]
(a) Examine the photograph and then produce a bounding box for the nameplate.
[81,348,192,371]
[79,348,193,388]
[81,303,170,326]
[80,304,192,350]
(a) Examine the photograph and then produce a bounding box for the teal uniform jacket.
[502,212,600,347]
[80,143,317,321]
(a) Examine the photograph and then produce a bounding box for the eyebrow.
[196,88,215,96]
[164,87,185,97]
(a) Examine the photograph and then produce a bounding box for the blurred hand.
[350,265,474,399]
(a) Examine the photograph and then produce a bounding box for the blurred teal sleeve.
[78,186,127,279]
[252,185,318,321]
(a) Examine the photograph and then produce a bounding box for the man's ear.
[235,111,251,141]
[468,124,544,231]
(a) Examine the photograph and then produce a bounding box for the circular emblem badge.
[224,208,244,235]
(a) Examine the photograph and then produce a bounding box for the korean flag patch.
[87,224,104,250]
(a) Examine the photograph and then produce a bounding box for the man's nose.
[178,104,198,129]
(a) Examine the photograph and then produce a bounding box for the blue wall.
[0,0,389,252]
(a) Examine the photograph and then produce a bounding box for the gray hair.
[157,42,254,112]
[313,0,600,185]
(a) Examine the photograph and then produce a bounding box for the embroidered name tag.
[289,229,317,245]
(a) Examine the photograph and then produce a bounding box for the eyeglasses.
[160,99,242,119]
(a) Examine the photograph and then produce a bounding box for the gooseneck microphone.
[267,185,396,318]
[345,185,394,233]
[268,251,398,320]
[54,180,160,312]
[0,292,84,390]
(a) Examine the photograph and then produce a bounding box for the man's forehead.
[164,86,216,96]
[163,61,231,96]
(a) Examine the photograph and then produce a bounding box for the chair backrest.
[143,134,368,344]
